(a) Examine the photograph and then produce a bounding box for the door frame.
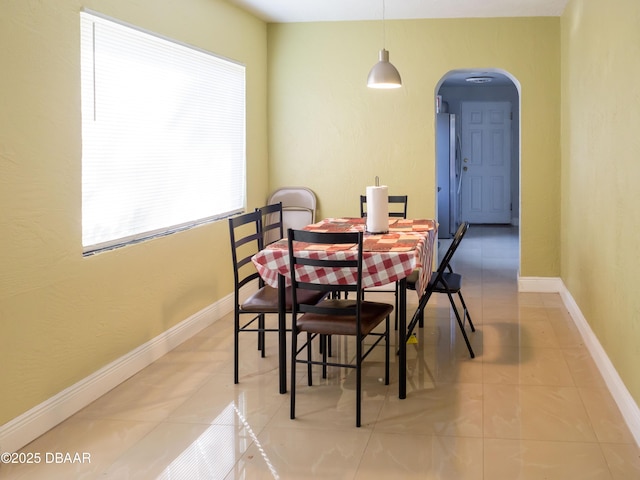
[434,68,521,252]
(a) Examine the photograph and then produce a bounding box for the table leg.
[398,276,407,399]
[278,273,287,394]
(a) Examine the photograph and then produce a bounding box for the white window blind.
[80,11,246,254]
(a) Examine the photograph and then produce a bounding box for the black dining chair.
[406,221,476,358]
[288,229,393,427]
[228,209,326,385]
[360,194,408,219]
[360,194,409,328]
[256,202,284,246]
[258,201,335,358]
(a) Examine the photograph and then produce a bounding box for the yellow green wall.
[561,0,640,404]
[267,18,561,277]
[0,0,268,425]
[5,0,640,443]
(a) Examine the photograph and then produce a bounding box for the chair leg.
[356,337,362,428]
[258,314,266,357]
[307,333,313,386]
[319,334,333,357]
[457,291,475,332]
[394,282,399,330]
[234,311,240,384]
[447,292,475,358]
[385,315,390,385]
[321,335,328,379]
[406,290,433,342]
[290,326,297,420]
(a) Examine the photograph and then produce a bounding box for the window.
[80,11,246,254]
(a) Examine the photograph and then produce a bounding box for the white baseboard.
[0,293,234,453]
[517,275,565,293]
[519,275,640,448]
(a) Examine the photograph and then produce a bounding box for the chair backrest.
[288,229,364,316]
[228,210,264,295]
[360,195,408,219]
[256,202,284,247]
[267,187,317,233]
[431,221,469,286]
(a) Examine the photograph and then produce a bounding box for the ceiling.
[226,0,567,87]
[226,0,569,23]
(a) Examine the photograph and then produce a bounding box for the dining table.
[251,217,437,399]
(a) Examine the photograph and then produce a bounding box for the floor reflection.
[5,225,640,479]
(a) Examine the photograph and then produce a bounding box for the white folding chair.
[266,187,317,235]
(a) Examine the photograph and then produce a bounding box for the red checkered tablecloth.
[252,218,437,297]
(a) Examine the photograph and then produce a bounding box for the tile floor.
[3,225,640,479]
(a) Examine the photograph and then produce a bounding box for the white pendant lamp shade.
[367,48,402,89]
[367,0,402,89]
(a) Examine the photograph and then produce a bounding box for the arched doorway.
[434,69,521,240]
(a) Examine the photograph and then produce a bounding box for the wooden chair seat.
[296,299,393,336]
[241,285,325,313]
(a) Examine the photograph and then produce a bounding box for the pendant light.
[367,0,402,89]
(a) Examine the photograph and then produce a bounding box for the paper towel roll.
[366,185,389,233]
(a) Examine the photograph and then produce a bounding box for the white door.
[460,101,512,224]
